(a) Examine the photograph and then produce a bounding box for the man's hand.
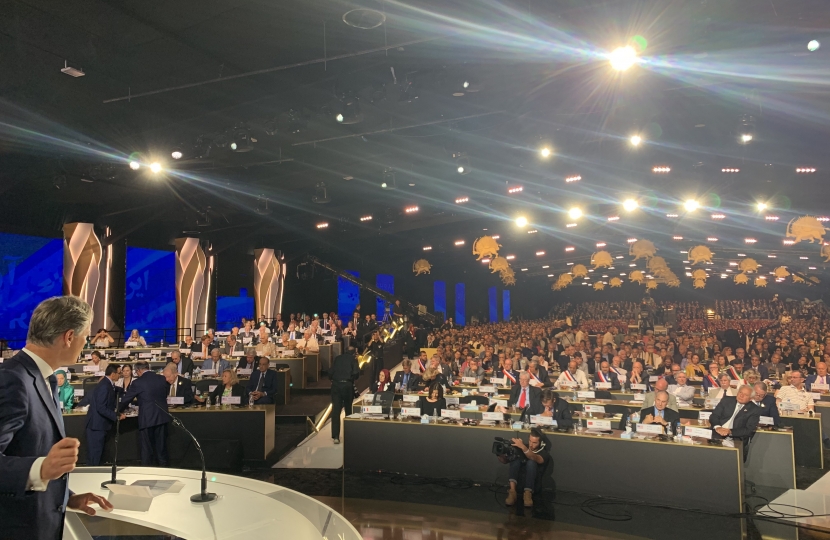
[68,493,113,516]
[250,391,263,400]
[41,438,80,481]
[118,414,126,421]
[495,405,507,413]
[652,415,668,426]
[541,410,553,417]
[511,438,527,452]
[715,427,731,437]
[642,414,654,424]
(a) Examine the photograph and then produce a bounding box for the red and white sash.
[563,370,575,382]
[598,371,609,383]
[728,366,741,380]
[503,370,517,384]
[418,358,426,371]
[530,371,542,384]
[707,375,719,387]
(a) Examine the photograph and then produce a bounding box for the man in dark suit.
[540,389,574,428]
[709,385,761,450]
[752,382,780,426]
[86,364,125,465]
[392,359,421,391]
[168,350,194,378]
[247,357,278,404]
[494,357,520,386]
[527,360,552,388]
[0,296,111,539]
[119,360,171,466]
[594,361,621,390]
[639,390,681,431]
[402,324,418,359]
[163,363,194,406]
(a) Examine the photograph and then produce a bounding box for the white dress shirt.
[718,402,744,430]
[554,369,588,389]
[22,348,55,492]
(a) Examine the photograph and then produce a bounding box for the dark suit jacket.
[546,397,574,427]
[495,369,520,385]
[806,374,830,392]
[86,378,119,431]
[171,375,195,406]
[508,385,542,412]
[593,370,621,391]
[755,394,780,426]
[392,371,421,391]
[118,371,171,429]
[179,340,200,353]
[209,383,246,405]
[0,351,71,539]
[172,357,194,377]
[639,406,681,426]
[246,369,277,404]
[371,380,395,394]
[709,397,761,441]
[528,369,552,387]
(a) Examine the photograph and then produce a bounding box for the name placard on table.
[577,391,596,400]
[362,405,383,414]
[237,368,253,376]
[595,382,612,390]
[632,394,645,401]
[482,412,504,422]
[208,385,218,392]
[584,405,605,414]
[400,407,422,417]
[116,351,130,359]
[167,397,184,405]
[179,349,190,354]
[139,353,152,359]
[684,426,712,439]
[478,385,497,394]
[493,399,508,409]
[530,415,556,426]
[191,352,203,359]
[699,411,712,421]
[812,383,830,392]
[490,377,505,386]
[75,389,85,397]
[222,396,241,405]
[636,423,664,435]
[445,397,460,406]
[402,394,419,403]
[441,409,461,419]
[201,369,217,376]
[83,365,99,372]
[759,416,775,425]
[649,376,659,382]
[585,419,611,430]
[150,350,162,355]
[630,383,647,391]
[461,377,477,384]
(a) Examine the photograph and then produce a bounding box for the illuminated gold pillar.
[254,249,284,321]
[175,238,207,339]
[63,223,105,326]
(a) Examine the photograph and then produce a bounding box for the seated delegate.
[371,368,394,394]
[247,357,278,404]
[420,383,446,416]
[209,369,247,406]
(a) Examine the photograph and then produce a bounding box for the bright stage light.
[809,40,820,52]
[515,216,528,228]
[171,149,183,160]
[457,166,465,174]
[756,202,768,211]
[609,46,637,71]
[540,147,552,158]
[150,162,162,174]
[336,113,344,123]
[622,199,638,212]
[684,199,699,212]
[129,161,140,170]
[568,207,582,220]
[630,135,642,147]
[740,134,753,143]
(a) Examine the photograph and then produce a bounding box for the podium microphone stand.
[102,395,126,489]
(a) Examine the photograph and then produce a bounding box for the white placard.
[530,415,556,426]
[75,389,85,397]
[812,383,830,392]
[222,396,241,405]
[811,393,823,400]
[84,354,92,360]
[482,412,504,421]
[402,394,419,403]
[232,351,244,357]
[363,394,375,403]
[401,407,422,417]
[577,391,596,400]
[633,394,645,401]
[759,416,775,425]
[698,411,712,421]
[208,385,218,392]
[585,419,611,430]
[636,423,664,435]
[780,402,801,411]
[362,405,383,414]
[237,368,253,376]
[684,426,713,439]
[461,377,477,384]
[445,397,460,406]
[191,352,203,359]
[649,376,659,382]
[139,353,152,359]
[201,369,217,376]
[595,382,612,390]
[167,397,184,405]
[125,342,137,348]
[584,405,606,414]
[179,348,190,354]
[243,338,252,344]
[150,349,162,355]
[490,377,505,386]
[631,383,647,391]
[83,365,99,372]
[116,351,130,359]
[95,371,105,377]
[478,385,497,394]
[441,409,461,419]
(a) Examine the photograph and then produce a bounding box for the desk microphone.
[152,401,217,503]
[101,389,126,489]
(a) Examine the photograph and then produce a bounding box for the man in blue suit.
[0,296,112,539]
[202,348,231,376]
[247,357,278,404]
[119,360,171,466]
[806,362,829,392]
[85,364,125,465]
[751,382,780,426]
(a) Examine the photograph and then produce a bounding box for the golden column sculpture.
[63,223,104,325]
[175,238,207,340]
[253,249,284,321]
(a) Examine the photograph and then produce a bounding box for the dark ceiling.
[2,0,830,289]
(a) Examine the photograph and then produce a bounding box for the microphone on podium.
[102,389,126,489]
[152,400,217,503]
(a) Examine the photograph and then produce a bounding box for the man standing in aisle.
[119,360,171,465]
[329,345,360,445]
[0,296,113,539]
[86,364,126,465]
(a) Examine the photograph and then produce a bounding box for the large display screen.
[216,292,254,330]
[125,247,176,345]
[0,233,63,347]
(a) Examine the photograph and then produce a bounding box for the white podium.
[65,467,360,540]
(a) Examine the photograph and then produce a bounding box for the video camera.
[492,437,524,462]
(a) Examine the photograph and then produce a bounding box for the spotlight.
[455,197,469,204]
[765,215,779,221]
[566,223,577,228]
[508,186,523,194]
[745,238,757,244]
[515,216,528,228]
[707,237,718,242]
[711,213,726,220]
[721,168,740,173]
[381,182,388,189]
[150,162,162,174]
[404,206,419,213]
[360,215,373,222]
[627,238,637,243]
[740,134,753,143]
[454,240,465,246]
[316,222,329,229]
[527,229,538,234]
[622,199,638,212]
[540,147,552,158]
[756,202,768,211]
[564,246,575,252]
[652,166,671,173]
[129,161,140,170]
[630,135,642,147]
[171,148,183,160]
[809,40,820,52]
[536,251,545,256]
[423,246,432,251]
[596,242,606,248]
[505,255,515,260]
[457,166,466,174]
[666,213,679,218]
[738,114,755,144]
[565,175,582,183]
[453,152,470,175]
[683,199,699,212]
[336,114,344,123]
[229,130,253,152]
[334,92,363,124]
[607,216,620,221]
[796,167,816,173]
[568,207,582,220]
[609,46,637,71]
[673,236,683,240]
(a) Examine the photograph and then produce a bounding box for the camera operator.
[498,428,551,507]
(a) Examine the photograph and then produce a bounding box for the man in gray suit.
[642,378,679,412]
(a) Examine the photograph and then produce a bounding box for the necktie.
[403,373,409,387]
[256,372,264,392]
[519,388,527,408]
[170,381,176,397]
[656,408,664,419]
[724,405,742,429]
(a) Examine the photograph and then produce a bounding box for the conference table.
[63,405,276,466]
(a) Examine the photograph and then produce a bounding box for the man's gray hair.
[163,362,177,375]
[754,382,768,392]
[27,296,93,346]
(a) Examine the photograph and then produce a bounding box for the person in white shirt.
[776,370,815,412]
[554,360,588,390]
[610,355,627,383]
[603,328,615,346]
[712,373,738,399]
[667,372,696,408]
[125,329,147,347]
[296,330,320,354]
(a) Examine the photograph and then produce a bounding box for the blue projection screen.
[434,281,446,322]
[376,274,394,319]
[216,294,254,330]
[455,283,465,326]
[0,233,63,347]
[338,271,360,321]
[125,247,176,344]
[489,286,498,323]
[503,290,511,321]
